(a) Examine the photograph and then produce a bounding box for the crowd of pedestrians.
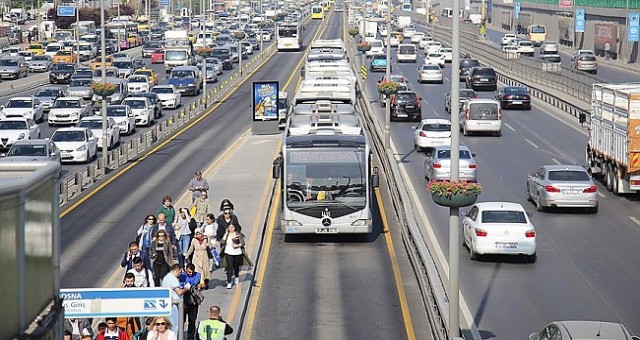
[64,171,250,340]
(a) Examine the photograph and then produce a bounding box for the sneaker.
[234,277,239,285]
[226,282,232,289]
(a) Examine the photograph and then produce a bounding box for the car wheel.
[588,205,599,214]
[605,163,614,191]
[495,131,502,137]
[535,193,545,212]
[526,184,532,201]
[463,125,469,136]
[527,253,537,263]
[469,241,480,261]
[85,151,90,163]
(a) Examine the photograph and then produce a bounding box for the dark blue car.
[167,66,202,96]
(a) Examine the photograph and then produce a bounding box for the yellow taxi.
[53,50,77,64]
[91,56,113,70]
[188,32,197,44]
[127,33,143,48]
[27,43,45,55]
[133,68,158,86]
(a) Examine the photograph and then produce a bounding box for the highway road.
[362,41,640,338]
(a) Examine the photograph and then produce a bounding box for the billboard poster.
[629,13,639,42]
[594,23,618,52]
[558,16,574,43]
[252,81,279,121]
[575,8,585,33]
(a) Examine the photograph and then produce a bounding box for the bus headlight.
[351,219,371,227]
[282,219,302,227]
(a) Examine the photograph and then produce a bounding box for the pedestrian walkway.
[170,131,282,338]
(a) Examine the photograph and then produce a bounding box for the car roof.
[474,202,525,211]
[7,97,33,101]
[123,97,150,101]
[554,321,632,339]
[0,117,30,122]
[57,96,83,100]
[54,127,88,132]
[541,164,587,171]
[420,118,451,125]
[433,144,470,151]
[13,139,51,146]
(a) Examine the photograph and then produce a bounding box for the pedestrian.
[220,224,253,289]
[97,323,108,334]
[162,264,190,328]
[123,272,136,287]
[150,230,173,287]
[127,257,155,287]
[121,241,152,272]
[174,208,193,267]
[192,190,212,224]
[202,213,220,272]
[605,41,611,60]
[185,228,211,288]
[64,318,93,340]
[137,215,157,252]
[215,205,242,242]
[151,213,177,262]
[157,196,176,224]
[188,171,210,203]
[146,316,177,340]
[133,318,153,340]
[197,305,233,340]
[180,263,204,340]
[96,317,130,340]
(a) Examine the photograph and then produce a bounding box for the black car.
[247,37,260,50]
[49,63,76,84]
[459,58,480,81]
[390,90,422,121]
[495,86,532,110]
[445,89,477,113]
[135,92,163,119]
[211,47,233,70]
[466,66,497,91]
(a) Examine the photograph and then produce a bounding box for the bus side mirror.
[272,156,282,179]
[371,166,380,188]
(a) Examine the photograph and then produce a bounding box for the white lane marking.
[504,123,516,131]
[432,109,440,117]
[525,138,539,149]
[598,192,606,198]
[444,77,449,81]
[551,158,561,164]
[630,216,640,226]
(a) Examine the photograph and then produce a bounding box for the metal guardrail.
[58,42,278,206]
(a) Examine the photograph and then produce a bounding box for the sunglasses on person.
[155,322,166,326]
[147,218,155,221]
[158,234,166,238]
[223,210,231,215]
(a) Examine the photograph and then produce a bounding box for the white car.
[425,41,442,54]
[410,32,425,44]
[0,97,44,122]
[205,57,223,74]
[0,118,41,151]
[50,127,98,163]
[122,97,155,126]
[389,34,401,47]
[259,31,271,42]
[44,43,62,57]
[462,202,537,262]
[517,40,535,56]
[17,51,33,62]
[366,39,385,57]
[419,36,434,49]
[438,47,453,63]
[379,26,388,37]
[151,85,182,109]
[48,97,92,126]
[127,75,152,94]
[540,41,558,54]
[403,27,417,38]
[501,33,517,46]
[77,116,121,150]
[417,64,443,84]
[106,105,136,135]
[413,118,451,151]
[425,53,446,67]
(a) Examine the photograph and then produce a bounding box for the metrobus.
[401,3,412,12]
[277,22,302,51]
[335,1,344,12]
[70,21,96,38]
[311,5,324,19]
[273,133,378,234]
[527,24,547,46]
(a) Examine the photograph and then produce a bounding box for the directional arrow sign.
[60,288,172,318]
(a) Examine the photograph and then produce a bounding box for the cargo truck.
[164,30,194,74]
[586,83,640,194]
[397,15,411,29]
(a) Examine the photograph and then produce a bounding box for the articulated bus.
[311,5,324,19]
[273,132,378,234]
[277,22,302,51]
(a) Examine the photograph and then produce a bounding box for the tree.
[109,4,135,17]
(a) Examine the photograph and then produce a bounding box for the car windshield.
[422,123,450,131]
[5,100,31,108]
[436,149,472,159]
[504,87,527,94]
[107,107,128,116]
[580,55,596,61]
[78,120,102,129]
[170,71,193,79]
[473,68,495,76]
[547,170,591,181]
[29,45,42,50]
[124,100,146,109]
[481,210,527,223]
[399,46,415,54]
[0,121,27,129]
[395,93,417,102]
[54,64,74,70]
[461,59,480,68]
[46,45,61,52]
[152,87,173,94]
[0,59,19,66]
[70,79,92,87]
[428,53,442,58]
[53,100,80,108]
[129,77,147,83]
[422,65,440,71]
[206,58,220,64]
[36,89,59,97]
[112,61,132,68]
[32,56,49,61]
[460,90,476,98]
[7,145,46,156]
[138,94,158,103]
[52,130,85,142]
[56,51,72,56]
[136,71,152,77]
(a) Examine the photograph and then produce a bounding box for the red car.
[151,49,164,64]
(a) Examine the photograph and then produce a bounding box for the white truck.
[397,15,411,30]
[586,83,640,194]
[164,30,193,73]
[362,19,379,43]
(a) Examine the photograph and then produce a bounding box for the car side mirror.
[460,210,468,217]
[471,153,476,157]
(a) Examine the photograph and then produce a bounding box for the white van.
[459,99,502,136]
[396,44,417,63]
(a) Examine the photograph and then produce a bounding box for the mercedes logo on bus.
[321,208,332,226]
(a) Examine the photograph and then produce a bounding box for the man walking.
[162,264,190,328]
[120,242,151,272]
[605,41,611,60]
[197,306,233,340]
[180,263,203,340]
[127,257,155,287]
[188,171,210,203]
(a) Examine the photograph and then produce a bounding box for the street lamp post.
[384,1,391,149]
[100,0,108,169]
[75,2,80,67]
[449,0,462,337]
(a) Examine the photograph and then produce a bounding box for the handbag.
[190,286,205,305]
[206,245,214,259]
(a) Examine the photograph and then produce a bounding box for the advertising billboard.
[594,23,618,52]
[252,81,279,121]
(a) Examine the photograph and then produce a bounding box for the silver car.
[526,164,599,213]
[0,139,61,162]
[424,145,478,182]
[27,55,53,72]
[66,79,94,100]
[34,87,65,112]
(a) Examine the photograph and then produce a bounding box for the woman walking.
[193,190,212,225]
[174,208,192,267]
[149,231,172,287]
[136,215,156,252]
[221,224,253,289]
[185,228,211,289]
[146,316,177,340]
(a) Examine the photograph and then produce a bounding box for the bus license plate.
[315,228,338,234]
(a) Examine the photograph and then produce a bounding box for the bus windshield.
[278,27,298,38]
[530,25,545,33]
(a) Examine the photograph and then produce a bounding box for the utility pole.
[100,0,108,170]
[75,2,80,67]
[384,1,390,149]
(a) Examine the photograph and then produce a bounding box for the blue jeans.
[178,234,191,266]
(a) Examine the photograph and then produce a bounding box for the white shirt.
[127,268,156,287]
[224,233,243,256]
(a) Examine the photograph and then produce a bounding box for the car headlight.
[71,111,79,116]
[118,121,126,125]
[351,218,372,227]
[188,83,194,86]
[18,133,25,140]
[77,145,86,151]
